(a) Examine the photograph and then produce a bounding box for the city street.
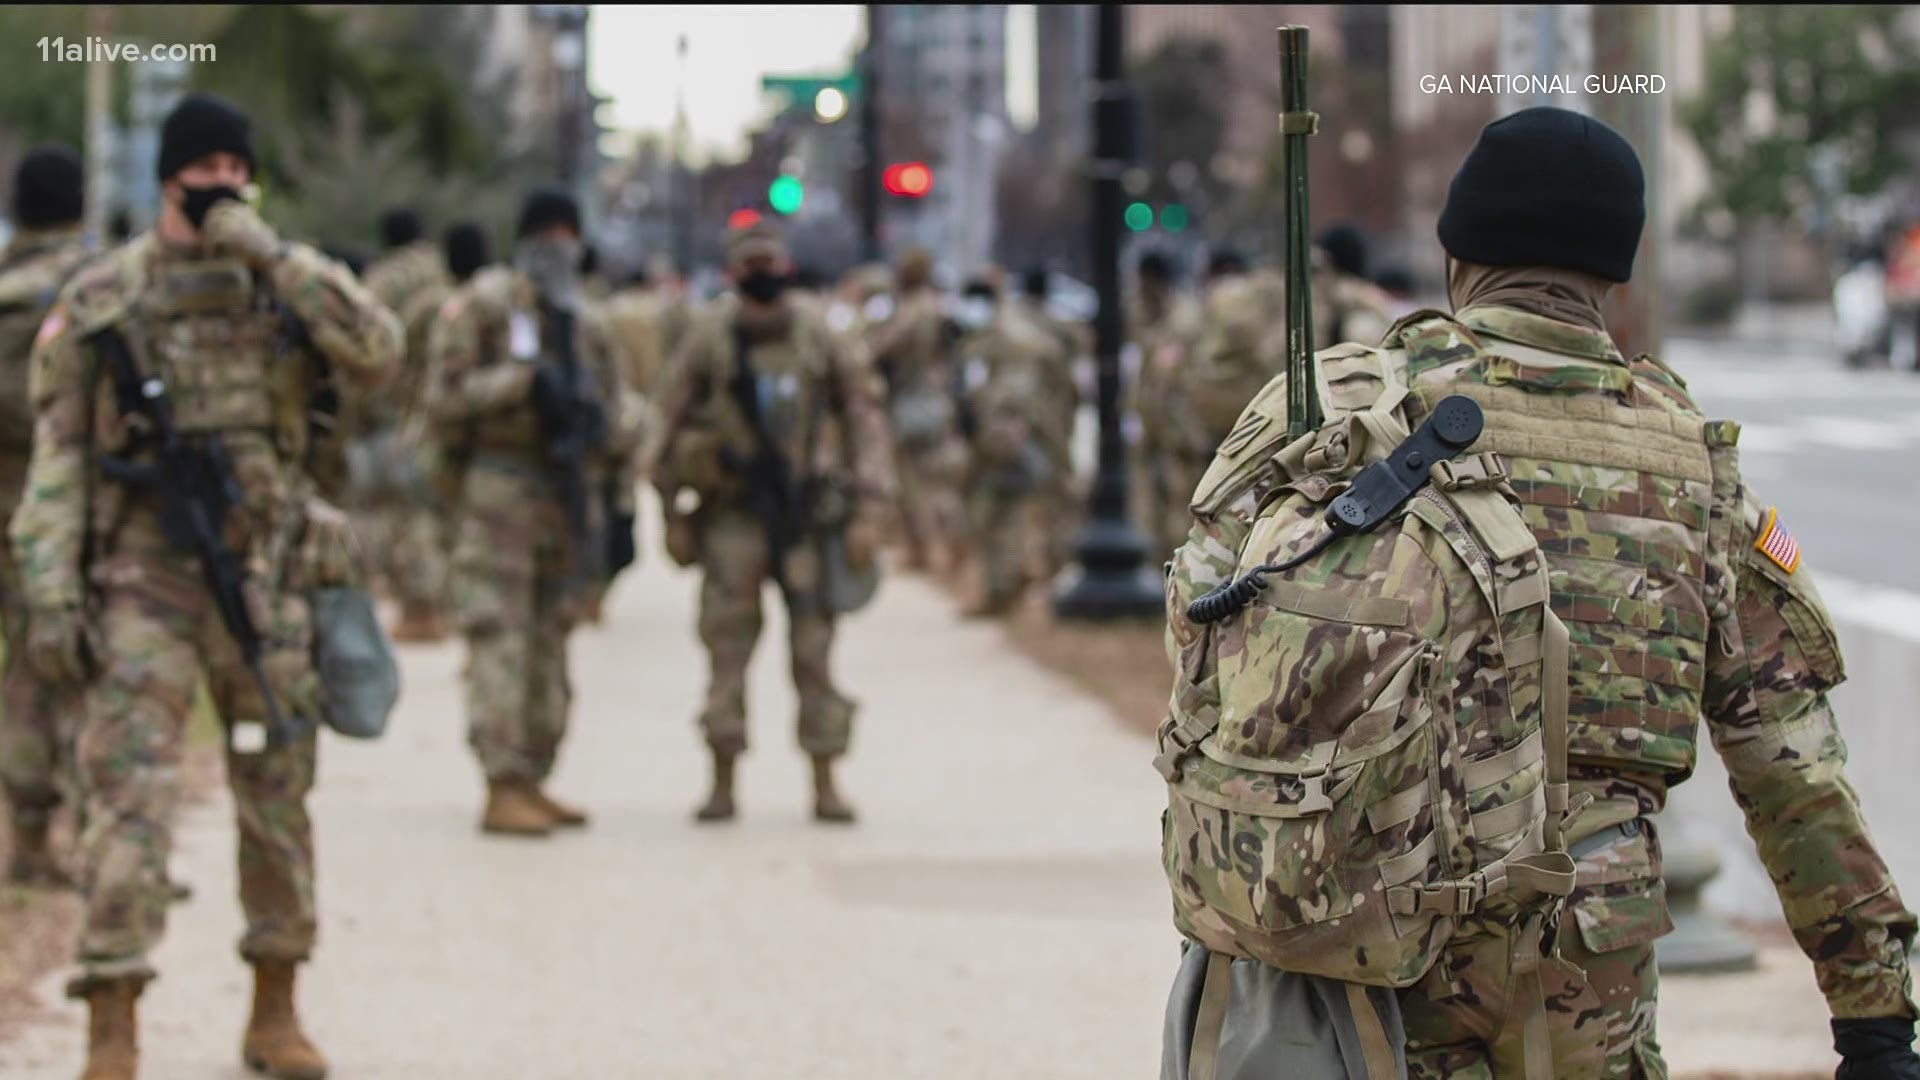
[0,495,1852,1078]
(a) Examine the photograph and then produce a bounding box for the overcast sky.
[589,5,1038,163]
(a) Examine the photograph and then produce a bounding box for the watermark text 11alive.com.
[38,37,215,64]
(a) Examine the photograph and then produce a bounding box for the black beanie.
[157,92,254,181]
[444,222,490,282]
[1316,223,1368,279]
[1437,106,1644,283]
[13,145,84,228]
[516,186,580,239]
[380,207,423,250]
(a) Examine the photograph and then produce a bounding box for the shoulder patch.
[1753,507,1800,575]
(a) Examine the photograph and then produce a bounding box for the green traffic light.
[1123,201,1154,231]
[769,175,804,215]
[1161,203,1189,232]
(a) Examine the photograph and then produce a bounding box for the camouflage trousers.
[450,463,581,784]
[365,502,449,617]
[0,482,72,830]
[892,438,968,568]
[695,507,853,759]
[966,483,1042,609]
[69,547,322,990]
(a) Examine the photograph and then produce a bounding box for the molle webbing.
[1438,383,1711,483]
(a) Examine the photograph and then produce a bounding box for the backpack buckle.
[1296,768,1333,814]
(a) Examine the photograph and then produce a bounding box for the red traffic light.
[726,208,764,230]
[882,161,932,198]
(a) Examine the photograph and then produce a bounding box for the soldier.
[1011,267,1086,574]
[425,187,642,838]
[0,145,94,888]
[10,92,401,1080]
[1168,106,1920,1080]
[354,208,450,641]
[1311,223,1394,348]
[647,221,893,824]
[603,265,670,403]
[865,246,963,572]
[1128,250,1204,559]
[953,278,1066,617]
[381,222,492,645]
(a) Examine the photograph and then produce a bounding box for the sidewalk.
[0,531,1841,1077]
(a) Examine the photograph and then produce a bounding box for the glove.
[606,510,638,577]
[202,199,282,269]
[1836,1017,1920,1080]
[26,604,100,686]
[664,512,701,568]
[843,506,887,573]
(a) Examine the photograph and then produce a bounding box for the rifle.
[91,327,295,751]
[1278,25,1321,439]
[726,322,816,609]
[533,298,606,575]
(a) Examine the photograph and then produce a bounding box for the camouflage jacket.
[422,266,643,509]
[1361,304,1914,1020]
[602,286,668,400]
[355,241,448,432]
[0,226,92,465]
[957,304,1066,474]
[1131,290,1204,453]
[864,285,948,400]
[646,292,894,512]
[9,232,402,614]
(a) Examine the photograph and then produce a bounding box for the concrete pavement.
[0,520,1847,1077]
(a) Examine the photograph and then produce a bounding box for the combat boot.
[479,781,554,837]
[527,787,588,828]
[6,820,71,888]
[693,752,737,823]
[811,755,856,824]
[241,960,328,1080]
[78,977,140,1080]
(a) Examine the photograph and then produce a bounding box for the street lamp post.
[1053,3,1162,620]
[861,4,884,263]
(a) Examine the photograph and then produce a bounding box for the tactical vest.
[1395,308,1714,782]
[1183,276,1282,449]
[1160,353,1582,1079]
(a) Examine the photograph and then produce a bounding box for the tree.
[1130,37,1231,236]
[1683,6,1920,231]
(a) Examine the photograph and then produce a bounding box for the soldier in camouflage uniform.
[383,222,491,645]
[0,145,94,888]
[10,93,401,1080]
[647,221,893,824]
[1167,106,1920,1080]
[425,188,643,839]
[1011,268,1085,576]
[950,278,1066,617]
[355,207,451,642]
[1129,250,1204,560]
[865,247,963,572]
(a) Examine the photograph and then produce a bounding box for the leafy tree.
[1682,6,1920,229]
[1130,37,1231,229]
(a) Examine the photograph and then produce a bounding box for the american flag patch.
[1755,507,1800,574]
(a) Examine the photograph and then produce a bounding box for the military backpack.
[1159,347,1589,1076]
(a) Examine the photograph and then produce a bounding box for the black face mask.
[738,270,789,304]
[180,184,244,229]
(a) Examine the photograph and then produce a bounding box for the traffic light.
[726,208,763,230]
[1123,201,1154,232]
[769,175,804,215]
[1160,203,1189,232]
[882,161,932,198]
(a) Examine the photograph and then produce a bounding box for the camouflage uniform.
[355,240,449,624]
[648,292,894,761]
[1370,304,1916,1075]
[866,283,965,569]
[958,301,1066,614]
[1008,295,1085,573]
[0,225,92,841]
[1130,288,1204,558]
[10,223,400,991]
[424,266,642,787]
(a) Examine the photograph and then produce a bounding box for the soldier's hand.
[1835,1017,1920,1080]
[843,506,887,573]
[664,511,701,568]
[202,199,282,269]
[26,604,100,686]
